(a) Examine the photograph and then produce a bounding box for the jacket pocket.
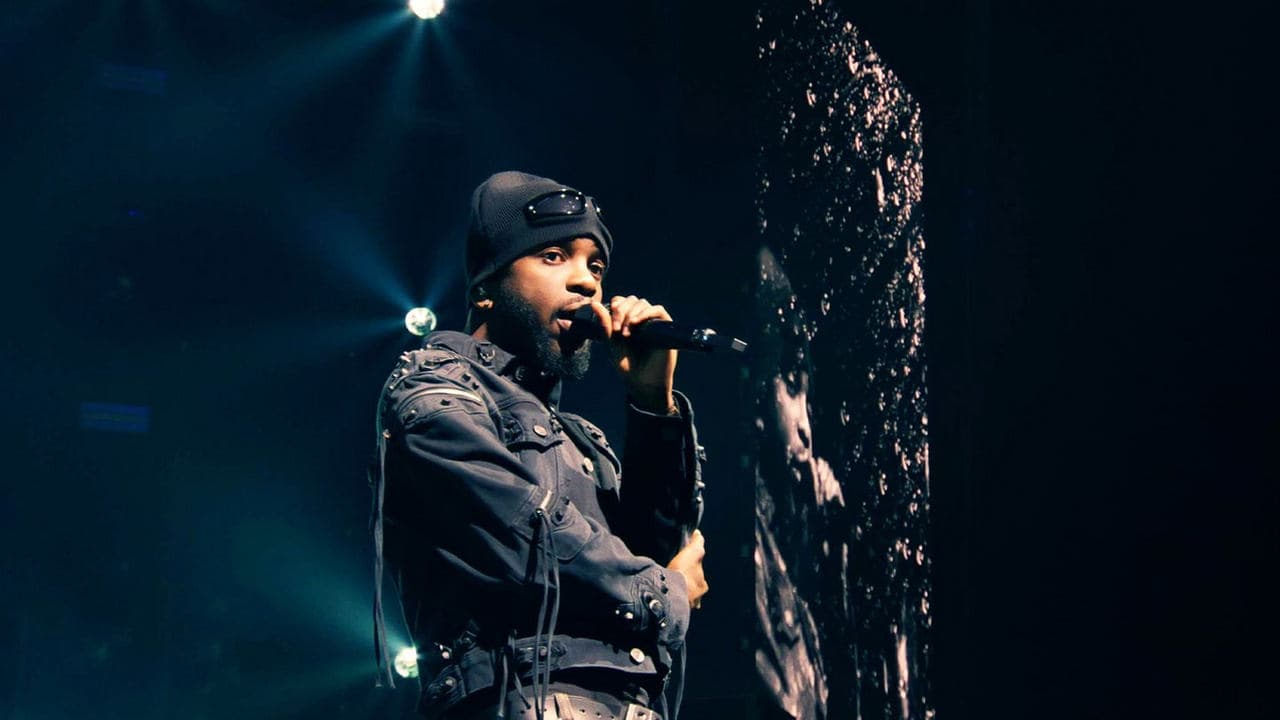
[559,412,622,492]
[498,400,564,452]
[543,494,594,562]
[511,486,592,562]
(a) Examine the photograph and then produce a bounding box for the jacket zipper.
[393,386,484,418]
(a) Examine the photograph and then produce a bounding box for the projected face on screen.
[751,246,841,720]
[770,372,844,511]
[753,3,931,719]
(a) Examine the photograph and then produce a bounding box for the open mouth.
[554,305,599,348]
[555,304,591,333]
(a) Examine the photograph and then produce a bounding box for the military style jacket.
[372,331,704,716]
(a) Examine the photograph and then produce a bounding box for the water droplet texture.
[752,3,931,719]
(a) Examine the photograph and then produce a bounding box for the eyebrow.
[560,239,607,266]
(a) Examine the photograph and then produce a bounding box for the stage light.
[405,307,438,337]
[394,647,420,678]
[408,0,444,20]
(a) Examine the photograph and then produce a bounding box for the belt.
[504,692,662,720]
[424,636,661,709]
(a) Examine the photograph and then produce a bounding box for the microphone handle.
[568,307,747,354]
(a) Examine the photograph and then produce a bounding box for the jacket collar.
[423,330,563,408]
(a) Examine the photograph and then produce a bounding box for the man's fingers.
[671,534,709,609]
[609,295,636,333]
[609,295,674,337]
[612,295,642,335]
[626,305,670,335]
[691,573,709,609]
[588,301,613,339]
[613,295,655,337]
[646,304,672,323]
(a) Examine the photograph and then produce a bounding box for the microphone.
[567,306,747,354]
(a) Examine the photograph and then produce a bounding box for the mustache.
[557,300,595,319]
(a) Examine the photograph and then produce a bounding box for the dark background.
[1,1,1273,719]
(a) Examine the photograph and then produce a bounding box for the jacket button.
[582,458,594,474]
[629,648,646,664]
[533,424,548,437]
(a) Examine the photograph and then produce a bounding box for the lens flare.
[394,647,420,678]
[408,0,444,20]
[405,307,438,337]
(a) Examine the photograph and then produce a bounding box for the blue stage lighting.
[408,0,444,20]
[405,307,438,337]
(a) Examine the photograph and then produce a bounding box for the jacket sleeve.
[382,364,690,651]
[612,390,706,564]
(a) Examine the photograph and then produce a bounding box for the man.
[751,248,839,720]
[372,171,710,720]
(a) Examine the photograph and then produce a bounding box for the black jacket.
[372,331,704,715]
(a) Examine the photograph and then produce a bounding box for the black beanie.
[465,171,613,296]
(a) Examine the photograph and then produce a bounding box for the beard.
[491,284,593,380]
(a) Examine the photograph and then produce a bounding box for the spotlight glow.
[405,307,438,337]
[408,0,444,20]
[394,647,420,678]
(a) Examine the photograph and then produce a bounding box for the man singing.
[372,171,709,720]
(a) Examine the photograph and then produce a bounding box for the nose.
[566,257,599,297]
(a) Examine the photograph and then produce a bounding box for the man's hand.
[587,296,678,414]
[666,529,708,609]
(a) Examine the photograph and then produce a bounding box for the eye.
[540,248,566,263]
[590,261,607,276]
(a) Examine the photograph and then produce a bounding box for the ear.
[470,284,494,310]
